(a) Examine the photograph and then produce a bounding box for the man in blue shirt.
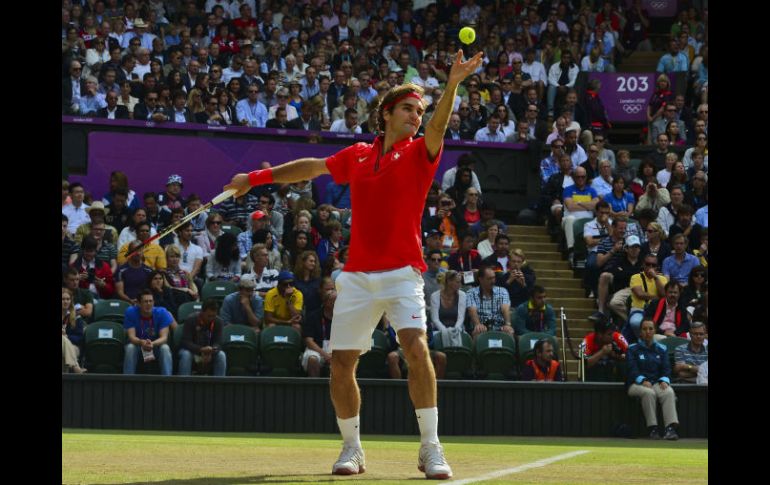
[220,274,265,328]
[540,140,564,186]
[236,85,269,127]
[656,39,689,74]
[662,234,700,285]
[123,289,175,375]
[473,114,507,143]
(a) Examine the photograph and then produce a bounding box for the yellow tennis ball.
[459,27,476,45]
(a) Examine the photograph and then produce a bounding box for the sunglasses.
[430,258,442,262]
[210,220,223,225]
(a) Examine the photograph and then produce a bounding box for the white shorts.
[301,348,324,371]
[330,265,427,352]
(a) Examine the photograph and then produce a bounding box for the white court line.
[441,450,591,485]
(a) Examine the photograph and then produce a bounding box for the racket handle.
[212,189,237,206]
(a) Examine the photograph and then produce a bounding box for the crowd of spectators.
[62,1,707,391]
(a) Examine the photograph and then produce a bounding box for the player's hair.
[376,83,425,135]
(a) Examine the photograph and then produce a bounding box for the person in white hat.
[158,174,186,211]
[75,201,119,245]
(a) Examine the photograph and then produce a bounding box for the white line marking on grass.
[442,450,591,484]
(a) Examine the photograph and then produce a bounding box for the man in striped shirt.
[673,321,707,383]
[467,266,513,338]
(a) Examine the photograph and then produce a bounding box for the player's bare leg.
[399,328,453,480]
[330,350,366,475]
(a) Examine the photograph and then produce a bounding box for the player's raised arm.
[424,50,484,159]
[224,158,331,198]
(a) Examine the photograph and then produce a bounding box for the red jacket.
[71,258,115,299]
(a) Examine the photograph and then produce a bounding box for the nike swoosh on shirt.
[358,157,367,162]
[411,315,421,319]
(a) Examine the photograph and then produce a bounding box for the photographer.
[467,266,513,339]
[71,236,115,299]
[580,312,629,382]
[427,193,467,253]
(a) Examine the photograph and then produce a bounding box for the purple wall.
[71,131,475,204]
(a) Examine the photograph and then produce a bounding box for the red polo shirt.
[325,135,442,272]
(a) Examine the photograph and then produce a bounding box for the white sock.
[337,416,361,447]
[415,407,439,445]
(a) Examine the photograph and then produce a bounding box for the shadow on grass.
[82,475,426,484]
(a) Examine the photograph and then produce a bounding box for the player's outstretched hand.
[224,173,252,198]
[448,49,484,85]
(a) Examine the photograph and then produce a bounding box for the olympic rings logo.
[622,104,643,114]
[649,1,667,10]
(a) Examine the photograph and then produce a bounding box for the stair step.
[538,277,582,289]
[507,225,548,236]
[558,308,597,320]
[526,251,564,261]
[528,260,572,270]
[507,234,553,243]
[515,242,559,252]
[534,269,575,279]
[547,297,597,310]
[546,287,587,298]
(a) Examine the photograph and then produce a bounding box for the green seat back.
[221,324,259,376]
[93,299,130,323]
[221,225,242,237]
[84,321,126,373]
[660,336,690,367]
[518,332,559,365]
[357,329,390,378]
[177,302,203,323]
[432,330,473,379]
[259,325,302,376]
[474,331,517,379]
[201,281,238,302]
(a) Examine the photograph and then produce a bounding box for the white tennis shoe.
[418,442,453,479]
[332,443,366,475]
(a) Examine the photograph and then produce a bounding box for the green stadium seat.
[221,225,242,237]
[201,281,238,303]
[432,329,474,379]
[93,299,130,323]
[660,336,690,367]
[474,331,517,379]
[518,332,560,366]
[357,329,390,378]
[177,301,203,323]
[571,218,593,269]
[260,325,303,377]
[84,321,126,373]
[221,324,259,376]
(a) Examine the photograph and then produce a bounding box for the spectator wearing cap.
[521,339,563,382]
[263,271,304,333]
[220,273,264,328]
[157,174,186,212]
[63,183,91,235]
[268,87,299,121]
[74,201,119,245]
[597,234,643,321]
[237,210,270,262]
[581,312,629,381]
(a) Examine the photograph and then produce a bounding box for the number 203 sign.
[587,73,665,123]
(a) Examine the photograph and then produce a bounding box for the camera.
[87,267,96,283]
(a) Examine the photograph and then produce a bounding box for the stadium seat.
[221,324,259,376]
[474,331,517,380]
[93,299,130,323]
[221,225,242,237]
[432,329,474,379]
[518,332,560,366]
[259,325,302,377]
[357,329,390,378]
[201,281,238,303]
[84,321,126,373]
[571,218,593,269]
[660,336,690,367]
[177,301,203,323]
